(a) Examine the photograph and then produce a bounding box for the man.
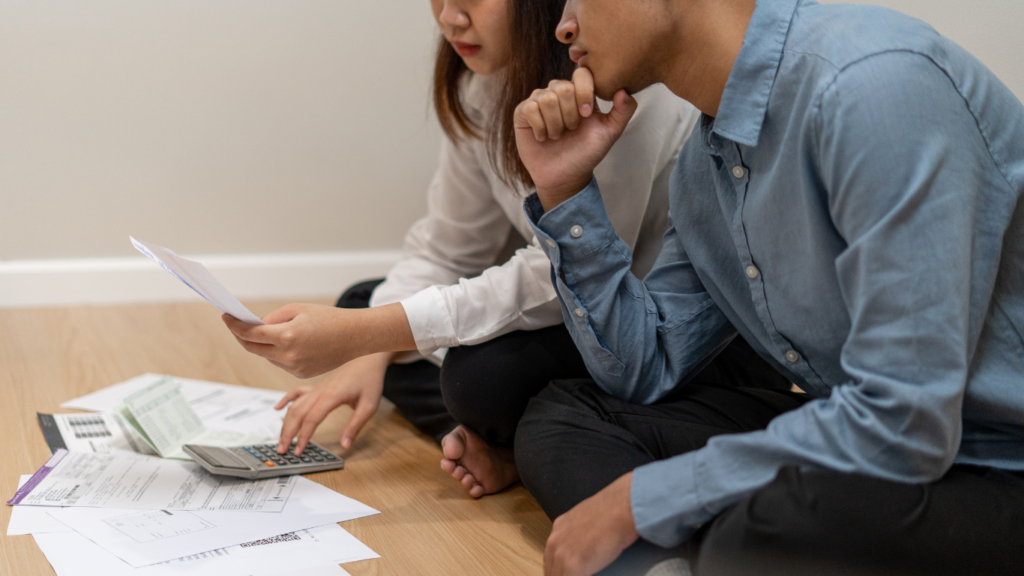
[510,0,1024,574]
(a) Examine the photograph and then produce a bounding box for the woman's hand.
[514,67,637,212]
[222,302,415,379]
[273,352,393,455]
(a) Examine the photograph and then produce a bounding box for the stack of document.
[38,373,287,457]
[8,375,382,576]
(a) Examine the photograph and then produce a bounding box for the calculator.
[183,441,344,479]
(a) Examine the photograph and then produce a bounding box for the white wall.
[0,1,442,261]
[1,0,1022,306]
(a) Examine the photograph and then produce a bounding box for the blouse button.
[570,225,583,238]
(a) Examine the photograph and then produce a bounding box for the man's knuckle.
[538,91,558,106]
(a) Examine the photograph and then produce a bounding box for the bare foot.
[440,425,519,498]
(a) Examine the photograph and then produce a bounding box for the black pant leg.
[696,465,1024,576]
[515,379,808,520]
[335,279,456,444]
[380,361,452,444]
[334,279,382,309]
[440,324,590,447]
[440,328,790,449]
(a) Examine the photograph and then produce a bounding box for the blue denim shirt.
[526,0,1024,548]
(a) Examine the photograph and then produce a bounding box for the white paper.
[9,450,295,512]
[116,376,269,460]
[33,523,366,576]
[7,476,71,536]
[42,412,159,456]
[130,237,264,325]
[61,374,285,440]
[45,476,379,567]
[279,568,350,576]
[280,568,349,576]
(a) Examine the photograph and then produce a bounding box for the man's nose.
[556,17,579,44]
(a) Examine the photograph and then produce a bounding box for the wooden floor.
[0,300,551,575]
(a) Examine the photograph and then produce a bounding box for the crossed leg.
[515,379,1024,575]
[439,331,794,498]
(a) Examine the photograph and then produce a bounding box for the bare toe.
[449,426,521,497]
[441,428,467,461]
[440,458,457,474]
[453,465,467,481]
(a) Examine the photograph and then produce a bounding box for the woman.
[225,0,785,499]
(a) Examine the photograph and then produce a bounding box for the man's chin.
[593,74,650,101]
[593,77,628,101]
[594,86,621,101]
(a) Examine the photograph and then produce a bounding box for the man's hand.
[273,352,392,455]
[514,67,638,212]
[222,302,414,379]
[545,472,639,576]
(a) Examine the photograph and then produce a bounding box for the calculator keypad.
[243,441,340,468]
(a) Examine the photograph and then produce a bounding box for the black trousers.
[515,379,1024,576]
[337,280,791,446]
[336,280,592,444]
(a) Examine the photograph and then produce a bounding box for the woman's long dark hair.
[433,0,575,188]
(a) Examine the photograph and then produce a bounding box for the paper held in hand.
[130,236,264,325]
[115,375,269,460]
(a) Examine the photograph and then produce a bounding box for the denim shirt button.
[732,165,746,179]
[570,225,584,238]
[785,350,800,363]
[574,308,585,318]
[546,238,557,248]
[745,265,760,279]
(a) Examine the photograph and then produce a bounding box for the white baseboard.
[0,250,402,308]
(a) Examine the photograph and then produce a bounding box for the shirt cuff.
[399,287,459,356]
[630,451,711,548]
[524,179,621,271]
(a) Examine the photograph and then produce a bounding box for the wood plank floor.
[0,300,550,575]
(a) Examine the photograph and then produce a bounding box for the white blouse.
[370,74,700,363]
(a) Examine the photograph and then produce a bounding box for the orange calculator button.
[265,461,275,467]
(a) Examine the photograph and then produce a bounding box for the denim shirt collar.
[710,0,801,147]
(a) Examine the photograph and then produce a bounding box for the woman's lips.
[451,41,482,58]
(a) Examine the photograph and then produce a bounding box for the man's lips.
[451,41,482,57]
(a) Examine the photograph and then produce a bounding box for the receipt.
[62,373,286,440]
[8,449,295,512]
[117,376,269,460]
[37,412,159,456]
